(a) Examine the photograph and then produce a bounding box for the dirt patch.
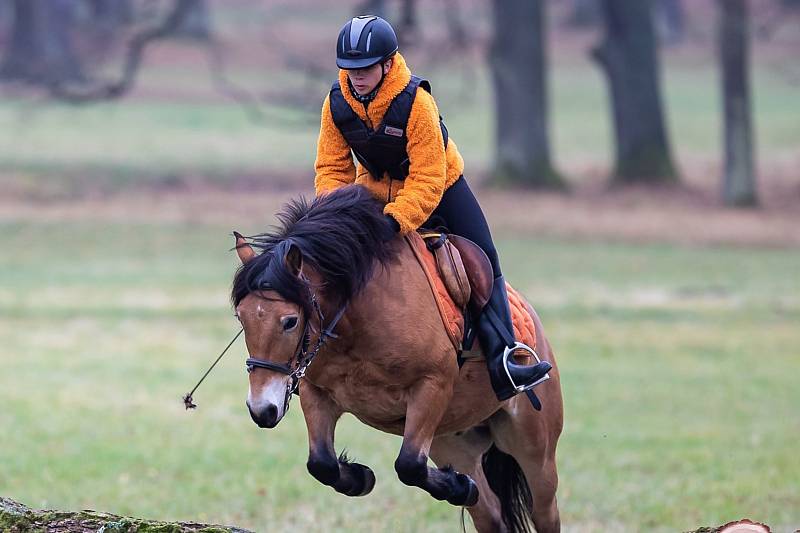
[3,175,797,248]
[481,183,799,248]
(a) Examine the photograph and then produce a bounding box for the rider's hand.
[381,214,401,241]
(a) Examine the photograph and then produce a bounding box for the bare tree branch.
[47,0,196,102]
[202,36,318,127]
[443,0,467,49]
[200,33,325,128]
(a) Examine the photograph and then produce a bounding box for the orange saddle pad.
[405,232,537,356]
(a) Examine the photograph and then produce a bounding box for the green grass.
[1,220,798,532]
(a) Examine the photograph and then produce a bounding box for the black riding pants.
[423,176,502,277]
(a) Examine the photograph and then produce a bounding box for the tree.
[442,0,467,48]
[719,0,757,206]
[88,0,133,28]
[0,0,208,101]
[357,0,388,19]
[397,0,418,47]
[173,0,212,40]
[592,0,678,184]
[489,0,563,189]
[654,0,686,45]
[0,0,85,85]
[563,0,601,28]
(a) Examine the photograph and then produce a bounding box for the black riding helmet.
[336,16,398,70]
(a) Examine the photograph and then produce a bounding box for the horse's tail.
[481,444,534,533]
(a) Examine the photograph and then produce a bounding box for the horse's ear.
[285,243,303,277]
[233,231,255,264]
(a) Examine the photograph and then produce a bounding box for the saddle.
[405,232,537,358]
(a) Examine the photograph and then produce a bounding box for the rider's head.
[336,16,398,98]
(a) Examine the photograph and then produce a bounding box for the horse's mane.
[231,185,398,312]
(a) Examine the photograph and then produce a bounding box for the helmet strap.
[347,61,389,104]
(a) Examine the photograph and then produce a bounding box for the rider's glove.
[382,214,401,242]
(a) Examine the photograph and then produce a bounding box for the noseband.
[245,280,347,411]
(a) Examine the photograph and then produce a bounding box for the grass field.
[1,211,798,532]
[1,4,798,530]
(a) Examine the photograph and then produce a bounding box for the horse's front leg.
[299,380,376,497]
[394,377,479,507]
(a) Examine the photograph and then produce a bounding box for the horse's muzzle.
[247,401,280,429]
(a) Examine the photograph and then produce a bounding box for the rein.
[183,276,345,412]
[183,328,244,409]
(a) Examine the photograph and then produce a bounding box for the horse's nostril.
[249,402,280,428]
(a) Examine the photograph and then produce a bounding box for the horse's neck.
[307,240,462,422]
[328,241,437,358]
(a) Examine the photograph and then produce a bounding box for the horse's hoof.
[349,464,376,497]
[448,473,479,507]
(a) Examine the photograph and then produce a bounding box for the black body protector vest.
[329,75,449,181]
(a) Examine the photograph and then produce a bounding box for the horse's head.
[234,232,308,429]
[230,186,398,429]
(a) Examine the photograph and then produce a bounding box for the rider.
[314,15,551,401]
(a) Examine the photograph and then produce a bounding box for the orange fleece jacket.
[314,53,465,234]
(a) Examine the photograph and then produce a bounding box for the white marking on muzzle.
[248,376,289,421]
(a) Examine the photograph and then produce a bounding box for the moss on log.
[0,497,252,533]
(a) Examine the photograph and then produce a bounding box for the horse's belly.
[319,359,500,436]
[328,384,409,435]
[436,359,501,433]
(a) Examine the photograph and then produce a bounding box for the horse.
[231,185,563,533]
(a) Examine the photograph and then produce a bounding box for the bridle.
[245,278,347,411]
[182,277,345,411]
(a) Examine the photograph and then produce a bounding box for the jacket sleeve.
[314,94,356,196]
[383,89,447,234]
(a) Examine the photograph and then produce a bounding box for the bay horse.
[231,185,563,533]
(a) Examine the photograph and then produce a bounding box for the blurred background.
[0,0,798,531]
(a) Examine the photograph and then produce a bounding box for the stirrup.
[502,341,551,393]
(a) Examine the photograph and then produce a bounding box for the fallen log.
[2,495,770,532]
[0,497,252,533]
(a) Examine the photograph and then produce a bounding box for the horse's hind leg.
[299,380,376,497]
[430,428,506,533]
[394,377,479,507]
[490,395,562,533]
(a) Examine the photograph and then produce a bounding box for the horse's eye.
[281,316,298,331]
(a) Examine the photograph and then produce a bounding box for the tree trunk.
[357,0,388,19]
[442,0,467,47]
[592,0,677,184]
[0,1,11,26]
[563,0,601,28]
[655,0,685,45]
[172,0,212,40]
[719,0,757,206]
[489,0,563,189]
[0,0,85,85]
[397,0,418,47]
[89,0,133,27]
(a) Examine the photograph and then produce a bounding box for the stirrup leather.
[502,341,551,393]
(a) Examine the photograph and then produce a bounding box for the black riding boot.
[478,276,552,401]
